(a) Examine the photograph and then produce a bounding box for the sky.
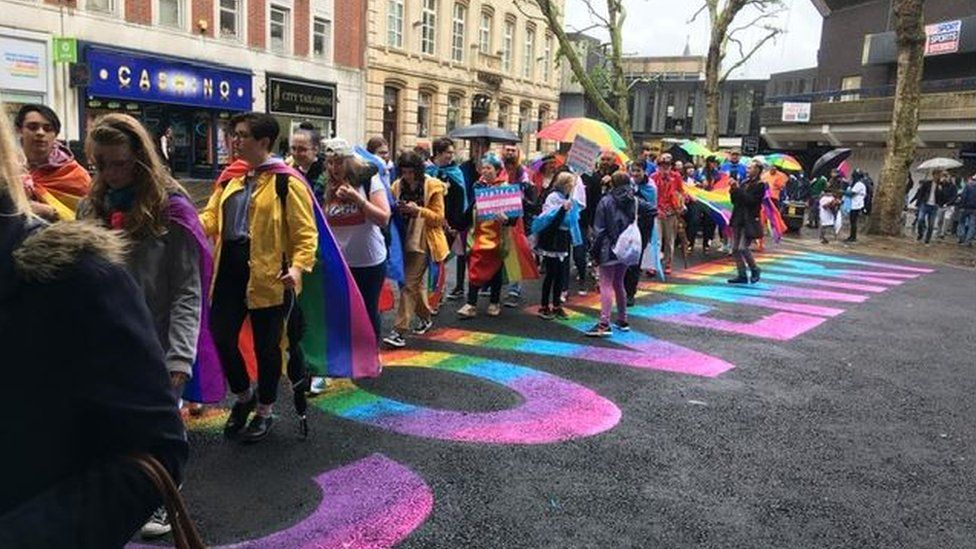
[563,0,823,79]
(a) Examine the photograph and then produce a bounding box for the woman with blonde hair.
[531,170,582,320]
[0,108,188,544]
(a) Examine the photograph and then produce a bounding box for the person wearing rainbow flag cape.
[15,104,91,221]
[201,113,319,443]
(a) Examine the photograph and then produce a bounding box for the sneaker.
[613,320,631,332]
[487,303,502,317]
[223,396,256,438]
[140,507,171,539]
[727,275,749,284]
[503,294,521,308]
[584,322,612,338]
[577,288,587,296]
[552,307,569,320]
[383,330,407,348]
[308,376,328,395]
[560,291,569,303]
[457,304,477,319]
[240,414,274,443]
[445,287,464,301]
[430,306,440,317]
[537,306,554,320]
[751,267,762,284]
[412,319,434,335]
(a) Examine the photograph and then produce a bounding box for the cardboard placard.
[566,134,602,174]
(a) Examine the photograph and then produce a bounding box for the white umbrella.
[917,157,963,170]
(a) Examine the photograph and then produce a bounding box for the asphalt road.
[138,244,976,549]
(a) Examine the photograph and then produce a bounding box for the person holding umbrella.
[727,161,765,284]
[911,169,953,244]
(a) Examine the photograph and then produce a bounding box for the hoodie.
[590,185,654,265]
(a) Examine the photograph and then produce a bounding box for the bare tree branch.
[579,0,612,27]
[565,23,604,36]
[726,9,785,38]
[721,27,781,80]
[688,3,709,23]
[512,0,550,25]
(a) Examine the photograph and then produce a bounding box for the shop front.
[80,45,252,179]
[1,29,52,121]
[266,74,336,155]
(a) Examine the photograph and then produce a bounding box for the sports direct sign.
[781,102,811,123]
[925,20,961,56]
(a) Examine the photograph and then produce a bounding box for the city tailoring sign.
[781,102,811,123]
[86,48,252,110]
[267,76,335,119]
[924,20,961,56]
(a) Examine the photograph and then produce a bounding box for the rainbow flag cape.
[354,146,405,286]
[27,146,91,221]
[216,159,380,379]
[501,220,540,283]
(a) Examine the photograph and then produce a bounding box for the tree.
[517,0,636,153]
[871,0,925,236]
[691,0,783,150]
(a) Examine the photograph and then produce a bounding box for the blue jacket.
[720,161,747,181]
[590,186,655,265]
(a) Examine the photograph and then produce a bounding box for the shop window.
[417,91,432,138]
[841,75,861,102]
[451,3,466,62]
[522,26,534,79]
[446,94,461,132]
[383,86,400,153]
[421,0,436,55]
[542,34,552,83]
[497,102,509,130]
[501,19,514,72]
[87,0,116,14]
[387,0,404,48]
[158,0,184,29]
[479,11,492,54]
[219,0,241,39]
[270,5,291,54]
[313,17,331,59]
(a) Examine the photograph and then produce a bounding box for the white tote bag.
[612,197,642,266]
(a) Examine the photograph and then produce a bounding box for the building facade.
[2,0,366,178]
[557,31,602,120]
[761,0,976,178]
[364,0,562,157]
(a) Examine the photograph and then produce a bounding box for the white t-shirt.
[323,173,388,268]
[819,195,837,226]
[850,181,867,210]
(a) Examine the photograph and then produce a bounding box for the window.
[158,0,183,28]
[451,3,466,62]
[502,20,514,72]
[665,91,678,132]
[447,94,461,132]
[498,102,509,130]
[219,0,241,38]
[522,27,535,79]
[270,5,290,54]
[727,91,739,133]
[87,0,115,13]
[518,104,530,138]
[383,86,400,153]
[536,107,547,150]
[421,0,437,55]
[542,35,552,82]
[418,91,432,138]
[479,11,492,54]
[387,0,404,48]
[841,75,861,102]
[313,17,331,59]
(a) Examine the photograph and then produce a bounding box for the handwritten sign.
[566,135,602,174]
[475,184,523,222]
[925,20,961,56]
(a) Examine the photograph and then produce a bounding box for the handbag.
[612,197,642,266]
[127,453,205,549]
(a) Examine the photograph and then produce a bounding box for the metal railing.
[764,77,976,105]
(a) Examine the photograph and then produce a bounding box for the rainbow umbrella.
[537,117,627,150]
[678,139,713,158]
[766,153,803,172]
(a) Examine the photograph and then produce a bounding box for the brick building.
[1,0,366,178]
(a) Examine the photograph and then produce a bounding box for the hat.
[322,137,353,157]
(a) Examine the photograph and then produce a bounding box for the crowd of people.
[4,99,972,545]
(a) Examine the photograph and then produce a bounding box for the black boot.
[223,396,256,438]
[727,274,749,284]
[750,267,762,284]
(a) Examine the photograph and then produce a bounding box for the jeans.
[958,208,976,244]
[541,256,566,308]
[394,252,432,333]
[210,240,287,405]
[848,208,861,240]
[351,261,388,342]
[598,263,628,325]
[731,227,758,277]
[916,204,938,243]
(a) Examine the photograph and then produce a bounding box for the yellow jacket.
[392,174,449,262]
[200,170,318,308]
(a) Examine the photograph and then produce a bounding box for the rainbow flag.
[683,181,733,236]
[762,189,788,243]
[427,257,448,311]
[501,220,540,283]
[354,146,405,286]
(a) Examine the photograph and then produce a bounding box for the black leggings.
[541,256,566,307]
[467,268,503,306]
[210,240,286,405]
[849,208,860,240]
[351,261,387,342]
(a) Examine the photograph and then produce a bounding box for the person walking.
[957,176,976,246]
[532,171,582,320]
[15,104,91,221]
[911,170,945,244]
[0,109,188,548]
[159,125,175,172]
[384,151,449,348]
[652,153,684,277]
[727,161,766,284]
[844,175,867,242]
[624,161,657,305]
[200,113,319,443]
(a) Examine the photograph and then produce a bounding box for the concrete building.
[761,0,976,178]
[364,0,562,157]
[1,0,366,178]
[557,31,602,120]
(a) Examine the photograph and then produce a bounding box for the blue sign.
[86,48,252,111]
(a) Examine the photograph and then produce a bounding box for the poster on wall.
[924,20,961,56]
[781,102,811,123]
[0,35,48,94]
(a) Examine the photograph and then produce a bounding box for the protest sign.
[475,184,523,222]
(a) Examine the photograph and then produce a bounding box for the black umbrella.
[448,123,520,143]
[811,148,852,179]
